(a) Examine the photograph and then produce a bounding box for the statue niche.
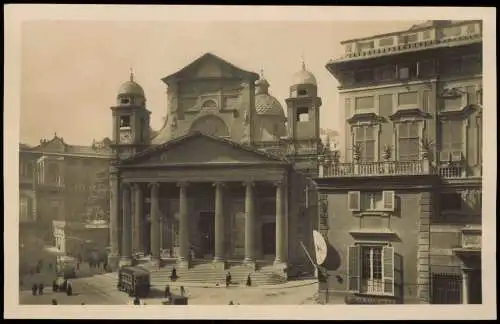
[189,115,230,138]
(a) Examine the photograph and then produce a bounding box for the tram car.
[117,266,151,298]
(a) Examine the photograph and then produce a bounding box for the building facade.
[19,135,112,263]
[107,53,330,280]
[316,20,482,304]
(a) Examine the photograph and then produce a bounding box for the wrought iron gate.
[431,273,462,304]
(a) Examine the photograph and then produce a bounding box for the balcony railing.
[320,160,430,177]
[438,165,466,178]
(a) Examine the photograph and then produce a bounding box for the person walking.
[66,280,73,296]
[226,272,232,288]
[31,283,38,296]
[164,285,171,298]
[180,286,185,297]
[38,283,44,295]
[246,273,252,287]
[170,267,178,282]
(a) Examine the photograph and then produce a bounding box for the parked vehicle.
[56,256,78,278]
[117,266,151,298]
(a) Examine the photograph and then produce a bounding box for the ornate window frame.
[347,113,383,162]
[389,109,430,161]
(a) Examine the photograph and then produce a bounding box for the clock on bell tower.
[110,70,151,160]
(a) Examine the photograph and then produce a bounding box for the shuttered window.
[382,191,396,211]
[348,245,395,296]
[383,246,395,295]
[348,191,361,211]
[398,122,420,161]
[355,126,376,162]
[348,245,361,291]
[440,120,463,161]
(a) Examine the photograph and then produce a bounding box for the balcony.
[320,160,431,177]
[438,165,467,178]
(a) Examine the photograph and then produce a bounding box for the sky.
[20,20,422,147]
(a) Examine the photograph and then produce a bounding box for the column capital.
[242,180,255,188]
[148,182,160,189]
[177,181,190,188]
[213,181,226,188]
[132,183,142,190]
[273,180,285,187]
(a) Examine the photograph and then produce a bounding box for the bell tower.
[285,60,323,176]
[110,70,151,160]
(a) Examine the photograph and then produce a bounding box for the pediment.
[347,112,384,125]
[120,132,287,166]
[35,135,67,153]
[162,53,259,84]
[389,108,431,121]
[439,104,478,120]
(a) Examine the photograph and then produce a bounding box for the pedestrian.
[170,267,178,282]
[52,299,58,305]
[164,285,171,298]
[52,279,57,292]
[133,296,141,305]
[32,284,38,296]
[180,285,185,297]
[246,273,252,287]
[38,283,44,295]
[226,272,232,288]
[66,281,73,296]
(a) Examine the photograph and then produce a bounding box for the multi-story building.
[316,20,482,304]
[19,135,112,267]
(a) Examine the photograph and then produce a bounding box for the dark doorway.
[198,212,215,257]
[468,269,482,304]
[431,273,462,304]
[262,222,276,256]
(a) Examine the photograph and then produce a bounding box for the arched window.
[189,115,230,137]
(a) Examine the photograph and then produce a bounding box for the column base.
[212,258,227,271]
[107,254,121,272]
[177,258,190,269]
[118,257,132,268]
[273,260,288,280]
[243,258,256,271]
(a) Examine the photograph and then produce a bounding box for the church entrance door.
[198,212,215,258]
[262,222,276,256]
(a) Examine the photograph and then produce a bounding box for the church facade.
[107,53,328,278]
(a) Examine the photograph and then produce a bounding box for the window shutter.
[348,191,361,211]
[347,245,361,292]
[382,246,395,295]
[382,191,395,211]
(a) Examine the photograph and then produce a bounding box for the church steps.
[142,261,287,286]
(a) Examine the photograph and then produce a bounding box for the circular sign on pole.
[313,230,328,265]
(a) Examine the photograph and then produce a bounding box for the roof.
[117,131,288,165]
[339,20,480,45]
[255,93,285,117]
[117,71,145,97]
[161,52,260,84]
[25,134,112,157]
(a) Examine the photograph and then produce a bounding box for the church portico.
[113,176,289,270]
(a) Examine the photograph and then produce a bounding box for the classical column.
[274,180,286,266]
[149,183,161,263]
[132,183,143,254]
[213,182,225,262]
[462,268,470,304]
[243,181,256,265]
[120,183,132,265]
[108,166,120,269]
[178,182,190,266]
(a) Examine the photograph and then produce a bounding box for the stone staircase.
[141,259,287,287]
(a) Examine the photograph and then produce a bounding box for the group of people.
[52,278,73,296]
[224,272,252,287]
[31,283,44,296]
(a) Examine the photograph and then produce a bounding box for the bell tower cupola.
[110,69,151,160]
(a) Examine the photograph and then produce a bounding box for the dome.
[117,71,145,97]
[255,93,285,117]
[254,71,285,117]
[292,61,317,86]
